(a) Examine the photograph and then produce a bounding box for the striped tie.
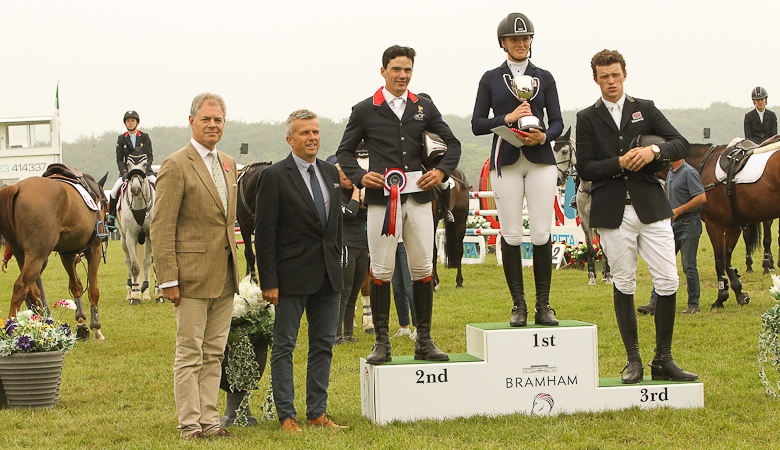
[209,151,228,215]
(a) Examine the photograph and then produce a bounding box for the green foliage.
[0,234,779,448]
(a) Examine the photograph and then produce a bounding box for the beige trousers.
[173,265,235,437]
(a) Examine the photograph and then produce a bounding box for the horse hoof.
[129,298,141,306]
[76,323,90,341]
[737,294,750,306]
[745,268,753,274]
[93,329,105,340]
[710,302,725,310]
[588,277,596,286]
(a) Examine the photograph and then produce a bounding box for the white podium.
[360,321,703,424]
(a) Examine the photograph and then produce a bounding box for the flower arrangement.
[759,274,780,398]
[225,276,275,424]
[466,215,491,230]
[564,242,604,266]
[0,300,78,357]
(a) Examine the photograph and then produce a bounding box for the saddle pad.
[715,149,778,184]
[54,178,100,211]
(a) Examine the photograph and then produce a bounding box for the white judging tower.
[361,321,703,424]
[0,116,61,188]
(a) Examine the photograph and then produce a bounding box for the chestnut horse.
[432,167,469,289]
[0,172,108,339]
[685,143,780,309]
[235,161,272,284]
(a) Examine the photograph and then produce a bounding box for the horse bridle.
[553,140,575,184]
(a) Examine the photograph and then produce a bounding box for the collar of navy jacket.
[593,95,637,132]
[284,153,336,226]
[372,87,419,122]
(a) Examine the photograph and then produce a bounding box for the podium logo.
[506,374,577,388]
[531,393,554,416]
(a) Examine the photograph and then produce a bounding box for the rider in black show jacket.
[116,130,154,177]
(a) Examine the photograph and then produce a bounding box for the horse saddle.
[719,139,757,176]
[42,163,103,207]
[423,131,447,169]
[629,135,669,175]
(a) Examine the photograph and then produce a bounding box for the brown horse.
[0,173,108,339]
[685,143,780,309]
[235,161,272,283]
[432,167,469,289]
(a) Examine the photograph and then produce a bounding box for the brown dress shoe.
[306,414,348,429]
[211,428,233,438]
[280,417,303,433]
[185,431,209,441]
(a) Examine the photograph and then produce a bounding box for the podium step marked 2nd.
[360,320,703,424]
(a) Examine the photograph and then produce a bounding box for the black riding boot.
[106,196,117,227]
[651,293,698,381]
[413,278,448,361]
[533,238,559,326]
[365,279,392,365]
[614,287,643,384]
[501,237,527,327]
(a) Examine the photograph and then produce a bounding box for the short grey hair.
[190,92,226,118]
[286,109,318,136]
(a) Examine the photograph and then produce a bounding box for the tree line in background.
[63,101,758,187]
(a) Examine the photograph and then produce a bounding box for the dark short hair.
[382,45,416,68]
[590,49,626,78]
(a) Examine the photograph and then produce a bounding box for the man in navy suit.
[336,45,461,365]
[576,49,697,385]
[255,109,346,433]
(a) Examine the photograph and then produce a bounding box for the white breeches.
[366,199,434,282]
[490,156,557,246]
[597,205,678,295]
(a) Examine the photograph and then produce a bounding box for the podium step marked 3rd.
[360,320,703,424]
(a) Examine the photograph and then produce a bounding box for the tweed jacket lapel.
[185,143,225,215]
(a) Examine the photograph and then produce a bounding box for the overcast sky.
[1,0,775,142]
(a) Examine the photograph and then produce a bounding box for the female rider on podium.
[471,12,563,327]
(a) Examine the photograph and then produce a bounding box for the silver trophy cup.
[503,74,542,131]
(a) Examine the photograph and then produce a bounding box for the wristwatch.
[651,144,661,160]
[540,134,547,146]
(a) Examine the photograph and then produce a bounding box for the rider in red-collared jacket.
[106,110,155,227]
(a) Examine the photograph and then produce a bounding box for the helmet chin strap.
[503,39,533,62]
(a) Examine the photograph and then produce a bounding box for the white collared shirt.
[382,87,408,120]
[602,94,626,129]
[507,59,529,77]
[190,138,227,189]
[291,152,331,220]
[757,108,765,123]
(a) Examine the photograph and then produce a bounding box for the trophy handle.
[502,74,515,94]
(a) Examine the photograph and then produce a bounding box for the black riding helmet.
[497,12,535,46]
[123,110,140,124]
[752,87,768,101]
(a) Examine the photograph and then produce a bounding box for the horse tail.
[745,222,761,257]
[443,220,459,269]
[0,184,19,247]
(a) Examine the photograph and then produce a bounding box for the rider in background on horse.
[471,12,563,328]
[106,110,155,227]
[744,86,777,145]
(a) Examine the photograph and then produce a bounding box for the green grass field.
[1,236,780,449]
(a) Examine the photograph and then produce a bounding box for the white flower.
[232,294,248,318]
[54,299,77,310]
[770,274,780,301]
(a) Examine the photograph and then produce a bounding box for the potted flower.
[0,300,78,408]
[563,242,604,268]
[221,276,275,426]
[759,274,780,398]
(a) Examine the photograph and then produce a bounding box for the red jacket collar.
[372,87,418,106]
[123,130,141,137]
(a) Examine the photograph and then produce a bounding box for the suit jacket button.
[316,222,321,227]
[401,137,405,141]
[403,151,407,156]
[619,136,623,140]
[624,176,629,180]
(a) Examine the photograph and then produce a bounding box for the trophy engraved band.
[502,73,542,131]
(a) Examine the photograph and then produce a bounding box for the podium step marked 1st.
[360,321,703,424]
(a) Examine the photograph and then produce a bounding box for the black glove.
[122,171,128,181]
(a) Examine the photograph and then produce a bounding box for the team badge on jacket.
[631,111,644,123]
[414,105,425,121]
